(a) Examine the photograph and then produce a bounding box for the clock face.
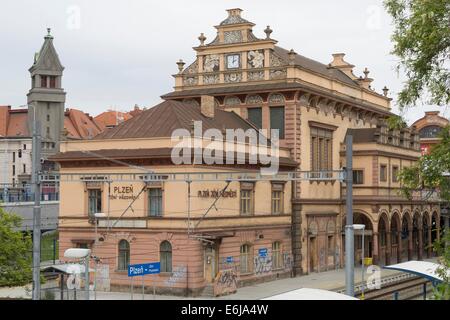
[227,54,240,69]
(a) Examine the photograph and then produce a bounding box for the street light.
[93,212,106,300]
[352,224,366,299]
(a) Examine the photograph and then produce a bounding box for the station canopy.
[261,288,359,300]
[384,261,448,283]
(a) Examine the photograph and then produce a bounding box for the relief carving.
[204,55,220,72]
[224,30,243,44]
[247,50,264,68]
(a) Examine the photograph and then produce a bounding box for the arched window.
[160,241,172,273]
[118,240,130,271]
[240,244,252,274]
[272,241,282,269]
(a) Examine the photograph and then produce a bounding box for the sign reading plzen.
[128,262,160,277]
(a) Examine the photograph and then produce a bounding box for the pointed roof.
[219,8,253,26]
[94,100,256,140]
[29,28,64,74]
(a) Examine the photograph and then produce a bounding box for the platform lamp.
[352,224,366,299]
[64,248,91,300]
[93,212,106,300]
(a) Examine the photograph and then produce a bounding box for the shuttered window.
[270,107,285,139]
[248,107,262,129]
[311,127,333,178]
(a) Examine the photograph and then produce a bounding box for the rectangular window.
[148,188,163,217]
[23,144,26,150]
[392,166,399,183]
[247,107,262,129]
[23,164,26,173]
[328,235,334,255]
[240,182,254,215]
[353,170,364,185]
[88,189,102,217]
[12,152,15,163]
[40,76,48,87]
[12,165,15,176]
[272,242,282,269]
[271,184,284,214]
[270,107,285,139]
[49,76,56,88]
[240,245,252,274]
[47,114,50,122]
[380,165,387,182]
[46,127,50,137]
[311,127,333,178]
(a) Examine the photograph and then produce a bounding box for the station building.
[52,8,441,295]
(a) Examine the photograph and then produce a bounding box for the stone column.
[418,227,423,260]
[291,202,303,276]
[386,232,391,265]
[372,232,379,265]
[408,229,413,261]
[397,231,402,263]
[427,226,432,258]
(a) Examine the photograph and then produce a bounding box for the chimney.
[329,53,357,80]
[201,95,215,118]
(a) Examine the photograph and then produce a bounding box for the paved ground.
[92,257,437,300]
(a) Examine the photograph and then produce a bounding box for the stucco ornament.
[204,74,219,84]
[248,50,264,68]
[224,30,243,44]
[204,55,220,72]
[225,73,242,83]
[248,71,264,81]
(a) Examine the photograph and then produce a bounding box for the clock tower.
[27,28,66,163]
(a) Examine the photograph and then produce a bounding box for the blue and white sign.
[128,262,160,277]
[258,248,268,257]
[226,256,234,263]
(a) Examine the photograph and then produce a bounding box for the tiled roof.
[273,46,358,87]
[94,110,133,128]
[64,108,104,139]
[94,100,257,140]
[50,147,298,167]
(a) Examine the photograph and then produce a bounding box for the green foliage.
[398,125,450,202]
[0,208,33,287]
[41,231,59,262]
[384,0,450,109]
[387,115,408,130]
[432,229,450,300]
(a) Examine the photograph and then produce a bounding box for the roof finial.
[382,86,389,97]
[198,33,206,46]
[176,59,185,73]
[45,27,53,39]
[264,25,273,39]
[363,67,370,79]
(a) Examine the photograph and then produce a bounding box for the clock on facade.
[226,54,240,69]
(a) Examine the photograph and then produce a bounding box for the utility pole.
[32,119,42,300]
[345,134,354,297]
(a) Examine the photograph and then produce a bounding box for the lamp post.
[94,212,106,300]
[353,224,366,299]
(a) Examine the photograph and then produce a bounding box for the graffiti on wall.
[254,256,273,275]
[165,265,187,286]
[213,269,237,296]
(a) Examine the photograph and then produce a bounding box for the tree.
[384,0,450,109]
[398,125,450,202]
[0,208,33,287]
[432,229,450,300]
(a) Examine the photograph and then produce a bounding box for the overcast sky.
[1,0,448,124]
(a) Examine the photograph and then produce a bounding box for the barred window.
[380,165,387,182]
[272,241,282,269]
[118,240,130,271]
[353,170,364,184]
[311,127,333,178]
[240,244,252,274]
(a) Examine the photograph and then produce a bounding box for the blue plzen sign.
[258,248,268,257]
[128,262,160,277]
[226,256,233,263]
